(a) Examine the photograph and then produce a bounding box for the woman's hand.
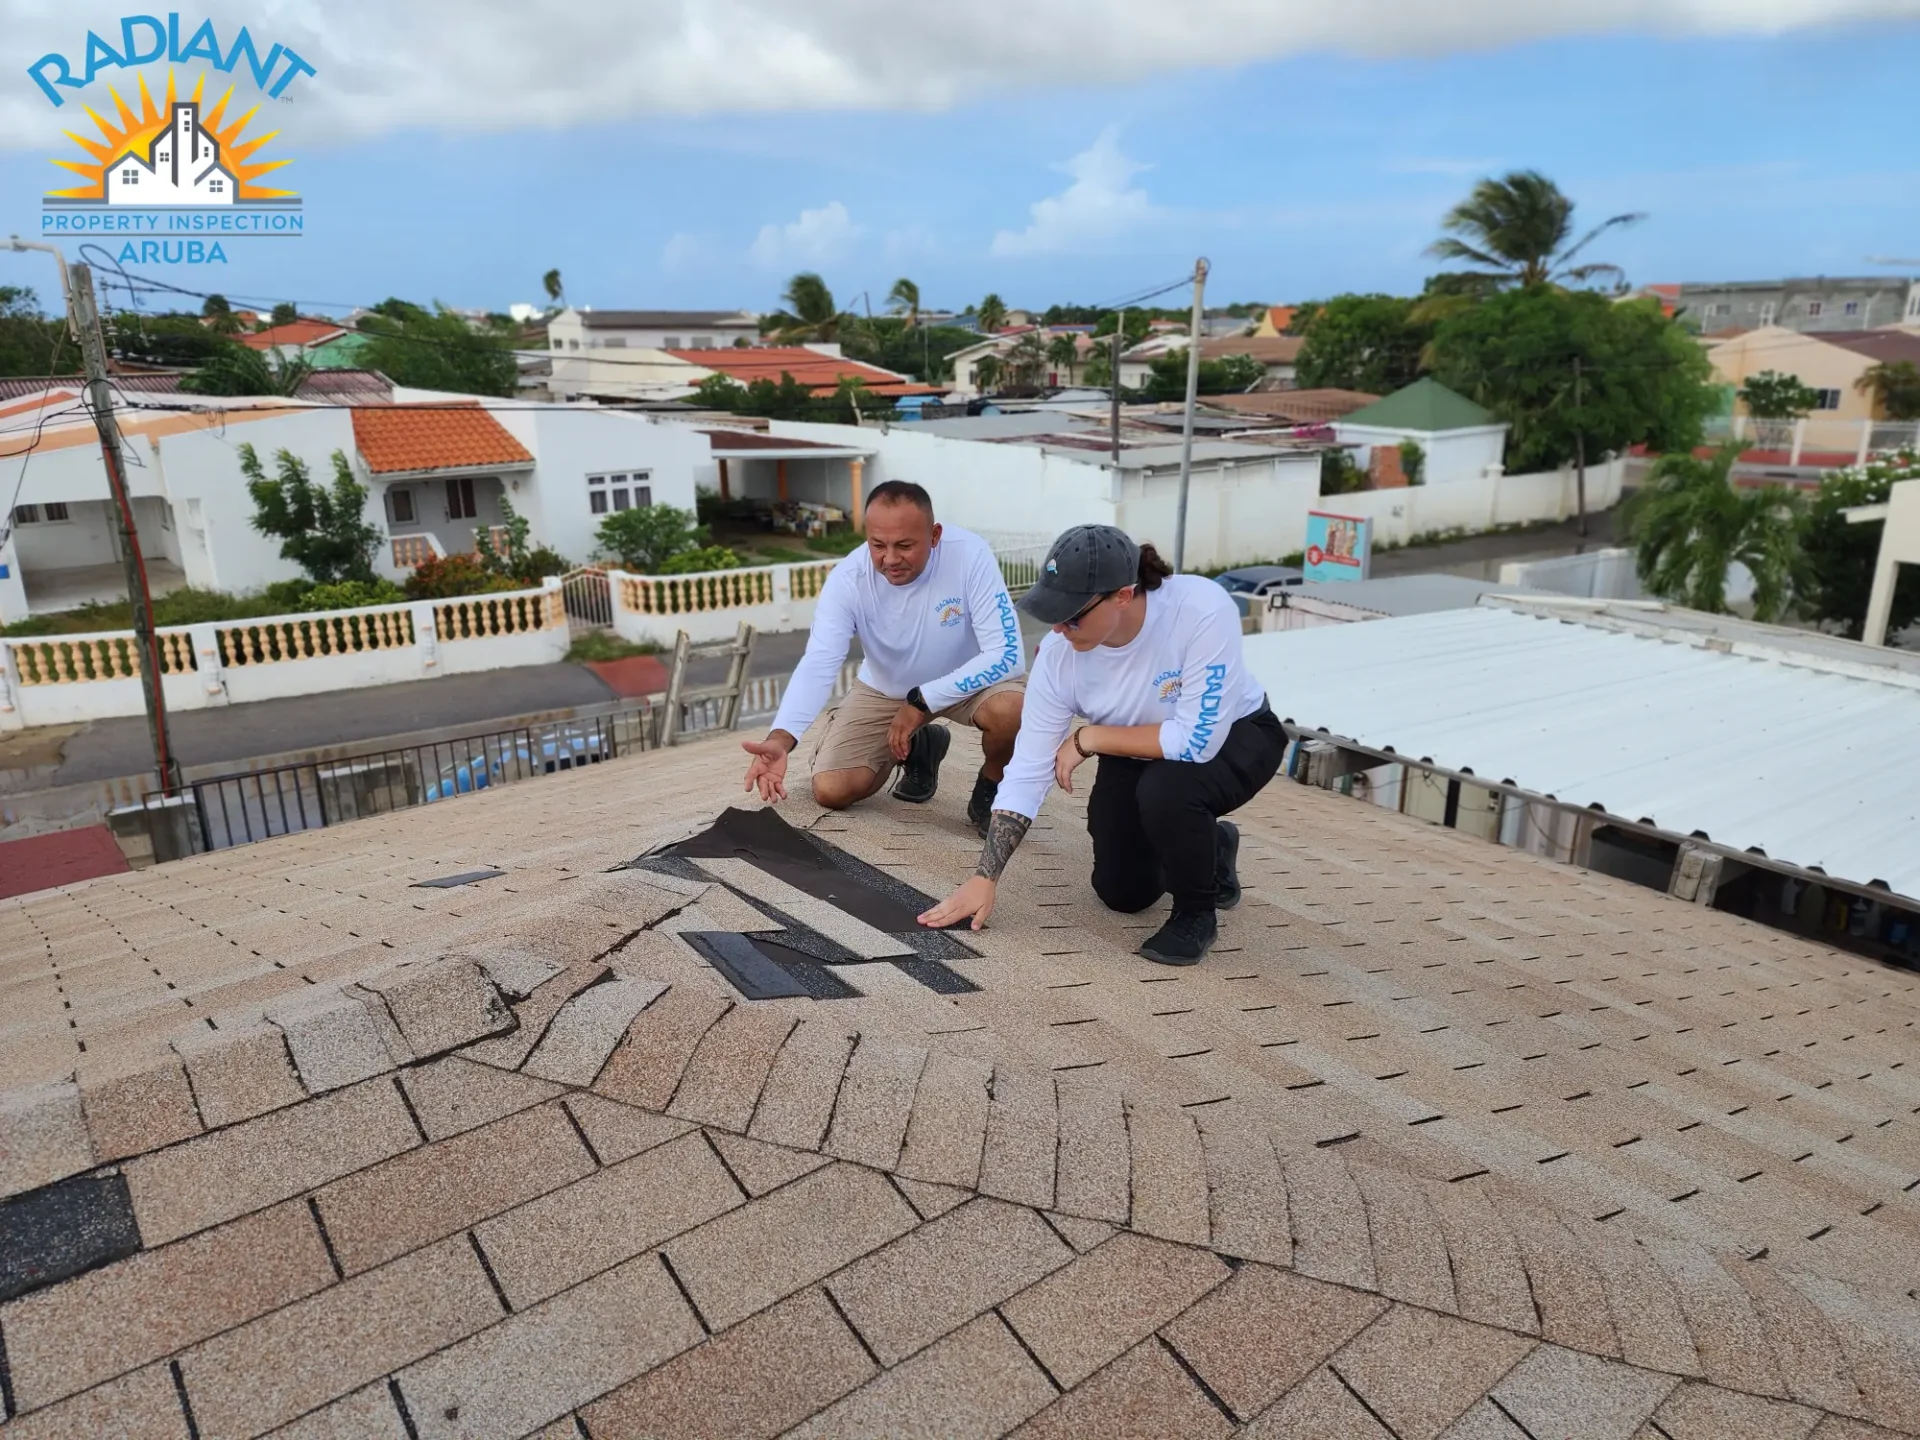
[1054,729,1091,792]
[918,875,998,931]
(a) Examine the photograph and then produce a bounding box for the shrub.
[1320,449,1365,495]
[517,545,573,581]
[1398,439,1425,486]
[694,485,724,525]
[656,545,744,575]
[303,578,407,610]
[402,552,522,600]
[596,504,704,571]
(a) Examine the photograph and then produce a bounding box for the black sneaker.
[1215,820,1242,911]
[892,724,950,804]
[1139,909,1218,967]
[966,769,999,835]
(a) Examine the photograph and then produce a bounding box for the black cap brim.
[1016,583,1094,627]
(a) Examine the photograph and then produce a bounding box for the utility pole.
[1171,257,1210,573]
[1572,355,1588,540]
[70,262,182,794]
[1109,308,1124,466]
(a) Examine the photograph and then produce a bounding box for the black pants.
[1087,705,1288,915]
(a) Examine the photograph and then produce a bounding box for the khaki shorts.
[812,677,1025,776]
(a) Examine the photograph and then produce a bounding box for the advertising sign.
[1303,510,1371,582]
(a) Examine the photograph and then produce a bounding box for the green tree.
[762,273,848,343]
[542,268,565,309]
[0,287,68,377]
[886,277,920,327]
[354,302,519,397]
[1740,370,1819,420]
[1145,351,1263,401]
[240,444,382,585]
[973,354,1004,392]
[1857,360,1920,421]
[201,293,243,334]
[112,311,235,368]
[1091,310,1151,344]
[269,301,299,327]
[1295,294,1430,394]
[840,317,978,382]
[1398,439,1425,486]
[1005,331,1049,389]
[475,493,532,579]
[1430,170,1644,289]
[976,294,1007,334]
[1432,289,1714,472]
[688,374,749,411]
[1797,445,1920,639]
[180,343,315,397]
[1047,333,1080,379]
[596,503,704,571]
[1626,442,1802,621]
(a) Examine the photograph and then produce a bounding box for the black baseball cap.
[1017,524,1141,625]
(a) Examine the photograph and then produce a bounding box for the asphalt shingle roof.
[1343,376,1501,432]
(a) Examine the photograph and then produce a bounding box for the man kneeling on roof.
[919,524,1287,967]
[742,480,1026,831]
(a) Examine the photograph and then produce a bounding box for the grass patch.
[566,632,662,663]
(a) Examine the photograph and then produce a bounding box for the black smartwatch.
[905,686,931,714]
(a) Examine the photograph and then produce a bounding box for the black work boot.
[1139,909,1219,967]
[1215,820,1242,911]
[966,769,999,835]
[892,724,950,804]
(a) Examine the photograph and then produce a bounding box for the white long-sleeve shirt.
[993,574,1268,820]
[770,524,1024,739]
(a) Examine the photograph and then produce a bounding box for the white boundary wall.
[1321,457,1626,549]
[607,562,835,646]
[0,580,567,731]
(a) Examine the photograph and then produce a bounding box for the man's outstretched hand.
[919,875,997,931]
[741,735,792,803]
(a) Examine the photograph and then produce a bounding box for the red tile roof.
[350,403,533,475]
[699,429,849,452]
[240,320,348,351]
[665,347,943,397]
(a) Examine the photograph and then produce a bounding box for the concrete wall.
[0,581,568,730]
[1322,456,1626,548]
[1864,476,1920,645]
[1333,424,1508,486]
[8,500,119,571]
[1707,326,1885,448]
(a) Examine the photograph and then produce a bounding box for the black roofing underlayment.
[642,806,981,1002]
[0,1170,142,1305]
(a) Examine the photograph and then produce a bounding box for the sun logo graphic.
[32,18,316,265]
[935,597,966,628]
[1154,669,1183,703]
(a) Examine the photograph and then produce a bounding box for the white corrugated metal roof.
[1244,604,1920,899]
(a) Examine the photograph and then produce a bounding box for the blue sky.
[3,19,1917,319]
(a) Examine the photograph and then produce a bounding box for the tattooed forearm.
[975,810,1032,881]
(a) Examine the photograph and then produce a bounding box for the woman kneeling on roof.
[919,524,1287,966]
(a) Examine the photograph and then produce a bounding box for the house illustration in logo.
[103,101,236,205]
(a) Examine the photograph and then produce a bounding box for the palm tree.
[1626,442,1803,622]
[201,293,242,335]
[1856,359,1920,421]
[180,345,315,398]
[762,272,849,344]
[1047,333,1079,383]
[887,278,921,328]
[542,269,565,310]
[977,293,1007,334]
[1430,171,1645,290]
[974,355,1004,393]
[1006,332,1049,389]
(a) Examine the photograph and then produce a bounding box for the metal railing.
[140,655,858,855]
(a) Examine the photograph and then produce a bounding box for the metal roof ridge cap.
[1485,596,1920,692]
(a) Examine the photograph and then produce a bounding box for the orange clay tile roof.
[239,319,348,351]
[665,346,944,397]
[350,403,534,475]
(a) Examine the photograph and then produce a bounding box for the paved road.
[15,630,815,791]
[1370,504,1625,582]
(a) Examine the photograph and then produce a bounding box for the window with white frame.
[587,470,652,515]
[12,504,40,523]
[1812,388,1842,411]
[1707,302,1731,317]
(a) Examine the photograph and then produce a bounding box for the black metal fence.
[167,704,665,853]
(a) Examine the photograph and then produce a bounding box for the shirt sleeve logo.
[935,596,966,627]
[1153,669,1183,704]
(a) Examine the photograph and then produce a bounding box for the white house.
[758,412,1324,572]
[104,102,237,205]
[0,388,708,621]
[1333,378,1511,486]
[545,309,760,355]
[947,328,1095,397]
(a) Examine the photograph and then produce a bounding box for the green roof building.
[1335,377,1509,485]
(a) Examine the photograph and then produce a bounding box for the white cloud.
[661,232,701,271]
[748,200,861,267]
[6,1,1917,147]
[991,130,1163,257]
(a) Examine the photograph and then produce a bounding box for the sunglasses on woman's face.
[1060,587,1130,631]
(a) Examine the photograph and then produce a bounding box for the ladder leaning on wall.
[658,622,757,746]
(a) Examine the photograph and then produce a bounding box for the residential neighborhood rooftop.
[239,319,349,352]
[1341,377,1501,433]
[1200,388,1383,425]
[349,403,536,475]
[664,346,945,398]
[575,310,760,330]
[2,724,1918,1438]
